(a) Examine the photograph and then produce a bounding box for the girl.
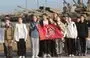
[39,14,52,58]
[14,17,28,58]
[55,16,66,56]
[29,15,39,58]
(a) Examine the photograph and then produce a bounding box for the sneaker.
[80,53,85,56]
[71,54,74,56]
[22,56,25,58]
[69,54,71,57]
[36,56,39,58]
[43,54,47,58]
[19,56,22,58]
[32,56,35,58]
[82,53,86,56]
[47,54,51,57]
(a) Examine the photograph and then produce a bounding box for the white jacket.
[66,22,78,39]
[14,23,28,42]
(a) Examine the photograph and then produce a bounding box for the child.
[55,16,66,56]
[14,17,28,58]
[65,17,77,56]
[39,14,52,58]
[29,15,39,58]
[77,15,88,56]
[4,16,13,58]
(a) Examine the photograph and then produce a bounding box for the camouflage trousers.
[3,43,13,58]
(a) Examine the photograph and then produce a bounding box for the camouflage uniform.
[4,26,14,58]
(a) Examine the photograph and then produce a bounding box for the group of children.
[3,13,88,58]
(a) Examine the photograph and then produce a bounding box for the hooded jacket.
[66,22,78,39]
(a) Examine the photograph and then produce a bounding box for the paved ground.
[1,55,90,58]
[0,51,90,58]
[0,54,90,58]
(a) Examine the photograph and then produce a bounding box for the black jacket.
[76,21,88,38]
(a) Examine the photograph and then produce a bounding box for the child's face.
[33,16,37,22]
[5,20,10,26]
[18,18,23,24]
[49,18,53,23]
[57,17,61,22]
[80,16,85,21]
[43,15,47,20]
[65,17,68,22]
[68,17,72,23]
[6,20,10,24]
[53,13,57,18]
[77,18,80,22]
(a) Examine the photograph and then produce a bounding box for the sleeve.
[73,23,78,38]
[14,24,19,42]
[11,26,14,40]
[85,23,88,37]
[30,22,36,30]
[24,24,28,41]
[29,22,36,36]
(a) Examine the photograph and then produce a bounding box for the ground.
[0,52,90,58]
[1,55,90,58]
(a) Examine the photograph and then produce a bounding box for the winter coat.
[76,21,88,38]
[66,22,78,39]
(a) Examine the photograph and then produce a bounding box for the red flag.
[37,24,64,40]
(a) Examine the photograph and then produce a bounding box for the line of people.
[3,13,88,58]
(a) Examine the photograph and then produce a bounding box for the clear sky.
[0,0,88,13]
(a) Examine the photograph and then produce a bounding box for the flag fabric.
[37,24,64,40]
